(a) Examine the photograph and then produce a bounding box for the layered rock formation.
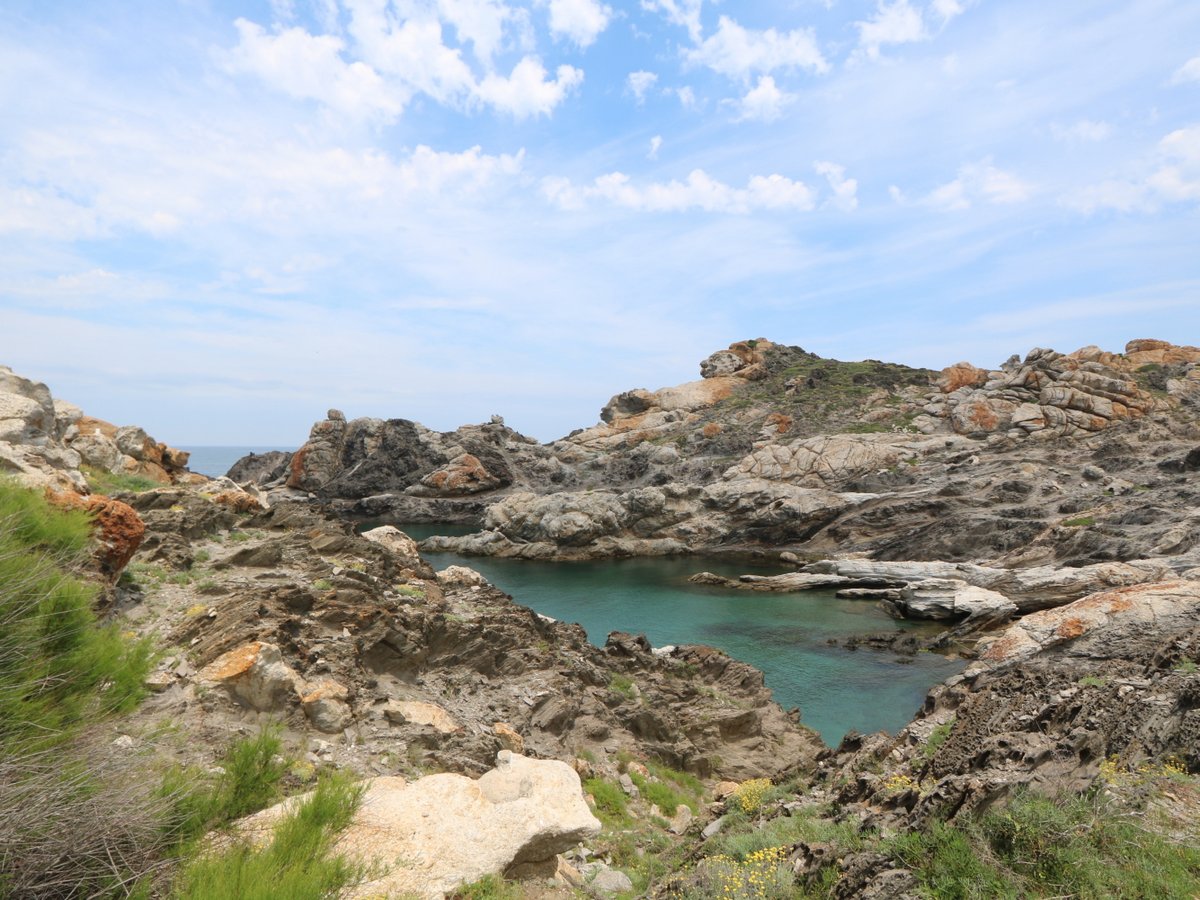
[819,579,1200,827]
[0,364,193,492]
[127,491,820,782]
[234,338,1200,582]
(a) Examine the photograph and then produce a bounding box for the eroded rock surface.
[239,752,601,899]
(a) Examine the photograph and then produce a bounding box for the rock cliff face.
[238,339,1200,591]
[0,364,193,492]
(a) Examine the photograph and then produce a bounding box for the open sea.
[179,446,291,478]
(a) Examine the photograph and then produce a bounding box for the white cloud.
[342,0,476,103]
[434,0,518,63]
[1148,125,1200,202]
[738,75,791,122]
[548,0,612,48]
[1063,125,1200,213]
[542,169,815,213]
[929,0,964,22]
[224,19,405,121]
[648,135,662,159]
[1170,56,1200,85]
[640,0,704,42]
[815,161,858,211]
[627,70,658,103]
[925,160,1031,210]
[856,0,927,59]
[1051,119,1112,142]
[675,85,698,109]
[476,58,583,118]
[686,16,828,81]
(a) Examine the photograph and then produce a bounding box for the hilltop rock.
[0,366,85,491]
[238,752,601,899]
[1,363,194,492]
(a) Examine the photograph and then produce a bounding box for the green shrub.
[157,729,290,845]
[453,873,521,899]
[1062,516,1095,528]
[630,772,694,816]
[584,777,629,824]
[891,820,1017,899]
[609,672,636,699]
[170,771,365,900]
[0,479,151,750]
[892,791,1200,899]
[82,465,159,495]
[647,761,705,797]
[923,718,955,760]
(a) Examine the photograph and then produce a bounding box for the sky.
[1,0,1198,445]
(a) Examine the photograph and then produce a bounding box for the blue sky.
[1,0,1198,444]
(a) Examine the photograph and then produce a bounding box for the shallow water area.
[396,524,964,744]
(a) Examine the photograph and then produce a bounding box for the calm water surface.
[400,524,963,744]
[180,446,290,478]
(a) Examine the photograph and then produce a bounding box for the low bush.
[170,771,365,900]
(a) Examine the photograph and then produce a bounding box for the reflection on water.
[398,525,962,744]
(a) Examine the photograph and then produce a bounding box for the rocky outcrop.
[239,752,601,899]
[0,364,192,492]
[724,434,960,488]
[0,366,86,491]
[46,489,147,580]
[701,558,1172,622]
[126,495,820,781]
[232,337,1200,568]
[421,479,859,559]
[812,579,1200,838]
[927,340,1199,440]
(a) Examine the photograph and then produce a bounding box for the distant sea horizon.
[178,446,291,479]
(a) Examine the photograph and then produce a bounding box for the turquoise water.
[407,528,963,744]
[180,446,290,478]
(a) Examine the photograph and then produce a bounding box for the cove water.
[403,525,964,744]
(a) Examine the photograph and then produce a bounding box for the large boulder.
[725,434,953,488]
[196,642,303,712]
[238,752,601,899]
[0,366,85,491]
[972,580,1200,672]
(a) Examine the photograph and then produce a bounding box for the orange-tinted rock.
[702,422,724,439]
[493,722,524,754]
[46,489,145,579]
[937,362,990,393]
[420,453,502,495]
[74,416,118,440]
[86,495,146,578]
[212,490,265,513]
[762,413,793,435]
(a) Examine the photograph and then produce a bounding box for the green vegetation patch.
[583,777,630,826]
[1062,516,1096,528]
[82,464,160,495]
[452,873,521,899]
[170,770,365,900]
[923,718,955,760]
[892,790,1200,899]
[0,479,151,749]
[609,672,637,700]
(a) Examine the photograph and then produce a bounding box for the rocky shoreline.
[3,338,1199,896]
